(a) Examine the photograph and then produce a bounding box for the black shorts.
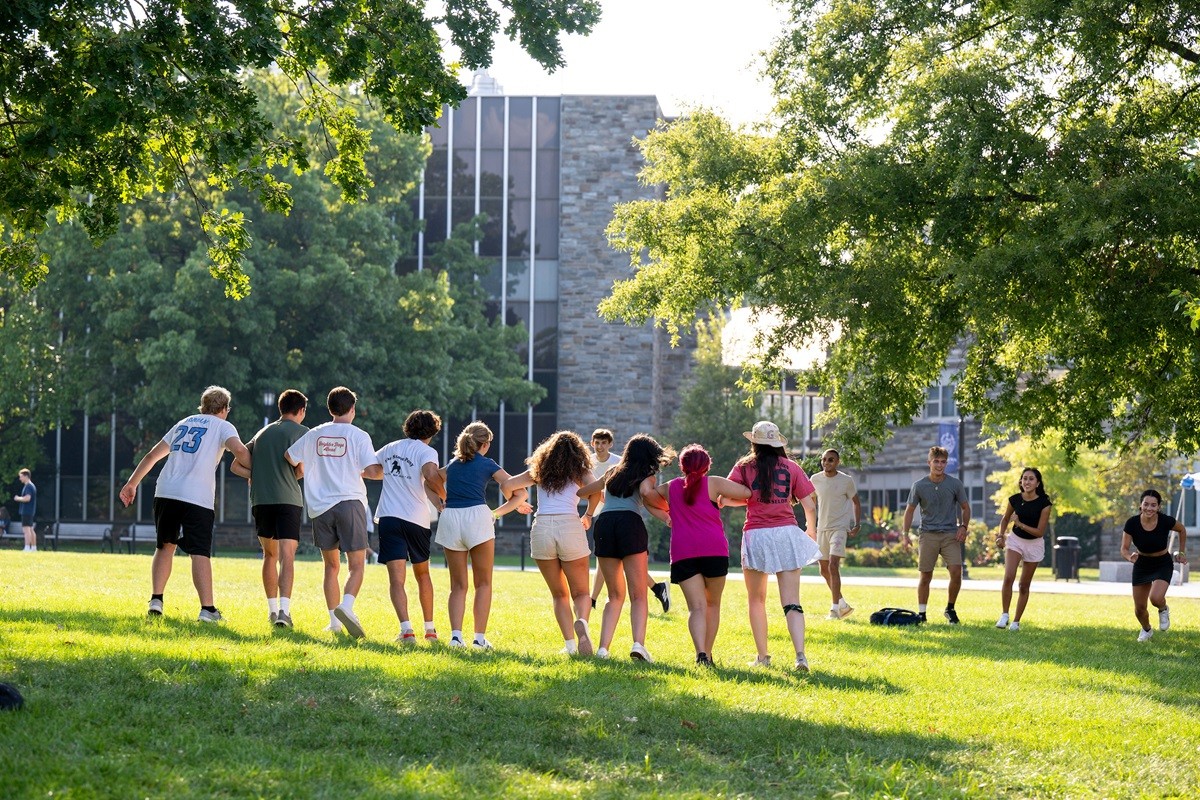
[592,511,648,560]
[253,504,302,541]
[378,516,432,564]
[671,555,730,584]
[153,497,215,558]
[19,514,34,527]
[1132,553,1175,586]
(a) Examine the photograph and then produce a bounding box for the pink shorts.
[1006,534,1045,564]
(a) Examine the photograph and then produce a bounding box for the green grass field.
[1,551,1197,799]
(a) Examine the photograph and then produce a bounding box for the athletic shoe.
[275,611,293,628]
[696,652,713,667]
[147,598,164,617]
[333,606,364,639]
[794,653,810,673]
[1137,628,1154,642]
[448,635,466,648]
[748,655,772,668]
[1159,606,1170,632]
[574,618,594,656]
[398,631,417,645]
[1008,621,1020,631]
[918,612,927,623]
[944,607,960,625]
[596,647,610,659]
[630,642,653,662]
[825,610,841,620]
[472,637,493,651]
[424,630,439,642]
[651,582,671,613]
[198,608,224,623]
[323,623,343,633]
[269,611,279,626]
[996,612,1010,629]
[837,598,854,619]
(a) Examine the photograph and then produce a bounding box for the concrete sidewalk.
[805,573,1200,599]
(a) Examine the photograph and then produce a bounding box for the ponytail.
[455,422,492,462]
[679,444,711,506]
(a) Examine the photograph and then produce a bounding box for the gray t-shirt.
[907,475,968,533]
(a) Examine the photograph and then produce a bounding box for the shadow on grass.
[0,609,970,799]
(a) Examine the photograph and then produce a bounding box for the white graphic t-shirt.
[155,415,240,510]
[375,438,439,528]
[286,422,379,517]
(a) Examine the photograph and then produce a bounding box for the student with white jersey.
[374,409,446,644]
[119,386,251,622]
[286,386,383,638]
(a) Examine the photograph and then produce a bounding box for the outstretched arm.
[119,440,172,507]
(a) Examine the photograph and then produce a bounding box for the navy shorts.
[378,516,433,564]
[253,504,302,541]
[593,511,648,560]
[153,497,215,558]
[671,555,730,584]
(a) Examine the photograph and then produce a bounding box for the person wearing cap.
[722,421,820,673]
[902,445,971,624]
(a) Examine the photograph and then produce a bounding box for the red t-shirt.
[728,457,814,531]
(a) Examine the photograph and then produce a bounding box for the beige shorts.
[816,528,849,559]
[918,530,963,572]
[435,505,496,552]
[530,514,590,562]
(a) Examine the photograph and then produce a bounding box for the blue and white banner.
[938,422,959,475]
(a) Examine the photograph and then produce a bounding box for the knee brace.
[783,603,804,617]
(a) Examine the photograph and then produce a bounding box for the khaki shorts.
[918,530,963,572]
[816,528,849,559]
[312,500,369,552]
[435,505,496,552]
[530,514,590,562]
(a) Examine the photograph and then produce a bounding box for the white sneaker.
[748,655,772,668]
[825,610,841,620]
[1137,628,1154,642]
[197,608,223,623]
[996,612,1009,628]
[630,642,653,663]
[1008,621,1020,631]
[837,599,854,619]
[596,647,610,659]
[795,653,810,673]
[472,637,493,651]
[448,635,466,648]
[323,623,343,634]
[147,598,164,617]
[1159,607,1170,631]
[333,606,364,639]
[573,619,594,656]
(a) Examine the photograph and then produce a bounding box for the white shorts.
[530,514,590,561]
[435,505,496,552]
[1006,534,1045,564]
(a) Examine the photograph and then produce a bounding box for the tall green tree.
[603,3,1200,458]
[1,0,600,293]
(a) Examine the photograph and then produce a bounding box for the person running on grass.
[231,388,308,628]
[579,434,672,662]
[436,421,530,650]
[120,386,251,623]
[902,445,971,625]
[1121,489,1188,642]
[587,428,671,614]
[648,443,751,666]
[285,387,383,638]
[501,431,597,656]
[722,421,820,672]
[995,467,1052,631]
[374,409,447,645]
[810,448,861,620]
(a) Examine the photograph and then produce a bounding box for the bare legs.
[679,574,725,657]
[446,539,495,637]
[536,556,592,640]
[1000,550,1040,621]
[321,548,365,611]
[260,537,297,602]
[151,544,214,607]
[918,565,962,608]
[818,555,844,606]
[387,558,410,622]
[597,552,649,651]
[744,568,770,659]
[1132,580,1169,631]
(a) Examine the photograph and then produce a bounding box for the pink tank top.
[668,476,729,563]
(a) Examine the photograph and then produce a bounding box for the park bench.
[48,521,115,552]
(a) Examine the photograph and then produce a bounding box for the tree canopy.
[602,1,1200,458]
[0,0,600,294]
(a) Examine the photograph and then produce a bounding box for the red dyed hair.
[679,444,712,505]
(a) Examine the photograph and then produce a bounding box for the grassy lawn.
[1,552,1197,799]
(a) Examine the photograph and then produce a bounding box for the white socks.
[919,604,928,613]
[401,620,414,634]
[341,593,356,611]
[280,597,291,614]
[268,598,280,614]
[424,621,436,633]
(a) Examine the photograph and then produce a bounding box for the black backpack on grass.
[869,608,923,626]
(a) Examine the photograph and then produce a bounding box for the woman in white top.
[502,431,597,655]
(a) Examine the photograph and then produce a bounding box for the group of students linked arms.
[118,388,1188,671]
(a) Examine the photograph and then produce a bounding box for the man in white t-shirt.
[119,386,251,623]
[286,386,383,638]
[374,409,446,644]
[585,428,672,614]
[810,449,862,620]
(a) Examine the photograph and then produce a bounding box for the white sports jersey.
[154,415,240,510]
[286,422,379,517]
[375,438,439,527]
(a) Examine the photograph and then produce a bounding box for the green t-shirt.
[247,419,307,507]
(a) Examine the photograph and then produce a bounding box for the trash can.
[1054,536,1080,582]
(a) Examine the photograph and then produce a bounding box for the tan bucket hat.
[743,420,788,447]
